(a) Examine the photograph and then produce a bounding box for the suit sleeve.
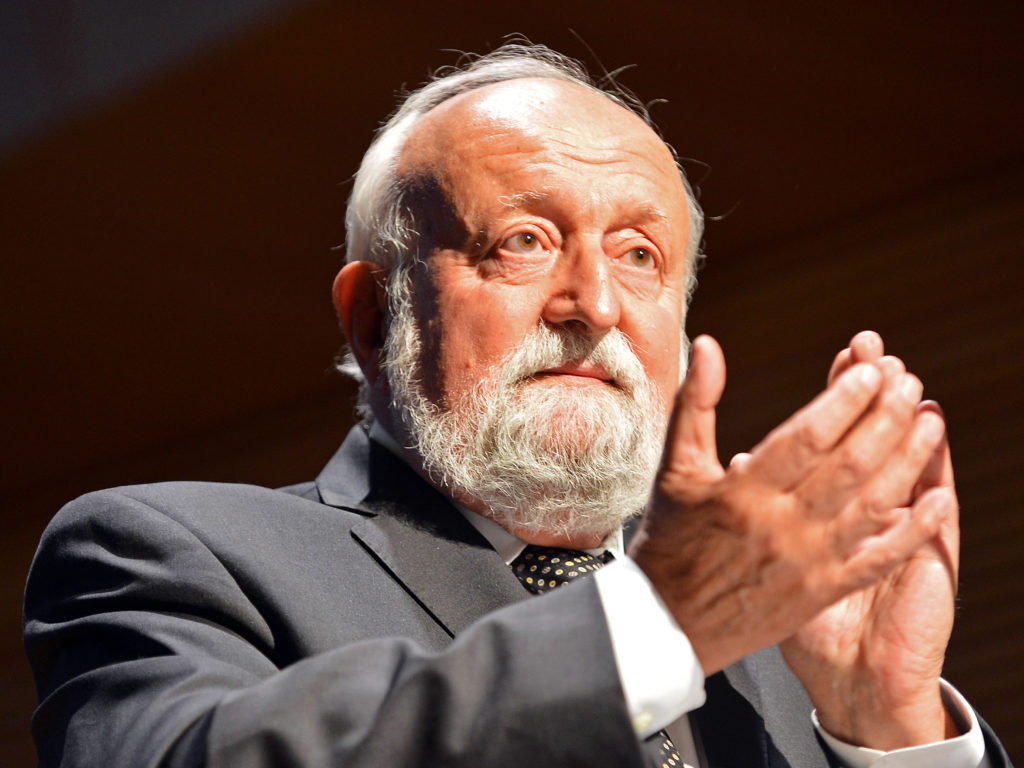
[24,489,645,768]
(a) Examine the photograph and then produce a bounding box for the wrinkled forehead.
[396,78,683,195]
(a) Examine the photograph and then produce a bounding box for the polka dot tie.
[510,545,613,594]
[509,545,683,768]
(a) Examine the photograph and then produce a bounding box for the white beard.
[382,276,668,541]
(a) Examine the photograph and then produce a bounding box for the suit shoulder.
[60,480,299,514]
[45,480,364,546]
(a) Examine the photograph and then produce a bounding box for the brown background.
[3,1,1022,763]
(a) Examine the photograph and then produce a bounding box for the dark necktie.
[510,545,684,768]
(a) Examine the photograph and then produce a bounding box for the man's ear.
[333,261,386,384]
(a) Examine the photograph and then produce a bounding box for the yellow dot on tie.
[538,555,546,560]
[526,577,533,584]
[549,580,556,587]
[555,569,563,575]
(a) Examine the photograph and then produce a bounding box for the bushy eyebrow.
[496,190,549,208]
[474,191,549,247]
[497,191,669,226]
[627,202,670,229]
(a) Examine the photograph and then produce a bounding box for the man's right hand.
[628,334,949,678]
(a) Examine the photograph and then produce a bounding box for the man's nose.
[540,238,621,333]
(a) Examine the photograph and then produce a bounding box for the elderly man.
[24,45,1011,767]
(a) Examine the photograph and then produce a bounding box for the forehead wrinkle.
[463,124,672,174]
[493,177,672,228]
[541,131,676,166]
[506,146,681,204]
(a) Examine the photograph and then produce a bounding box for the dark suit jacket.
[24,425,1012,767]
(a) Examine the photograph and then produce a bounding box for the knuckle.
[845,546,893,587]
[835,445,875,482]
[859,492,899,523]
[877,354,906,378]
[654,474,702,506]
[840,363,881,398]
[879,388,913,420]
[903,435,933,469]
[667,444,712,473]
[794,419,832,456]
[714,487,753,536]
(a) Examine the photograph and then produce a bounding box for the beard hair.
[382,272,668,541]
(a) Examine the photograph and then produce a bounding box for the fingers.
[914,400,961,575]
[796,364,922,518]
[748,333,917,498]
[827,348,853,386]
[642,332,958,679]
[915,401,955,492]
[828,408,948,553]
[828,330,884,385]
[682,335,727,411]
[838,486,954,592]
[661,335,727,484]
[744,363,883,489]
[849,330,884,364]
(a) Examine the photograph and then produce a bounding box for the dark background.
[3,1,1022,763]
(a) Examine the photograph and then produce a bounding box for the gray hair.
[338,43,705,416]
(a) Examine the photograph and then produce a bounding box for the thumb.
[662,334,727,482]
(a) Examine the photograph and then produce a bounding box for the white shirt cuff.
[814,680,989,768]
[593,556,706,738]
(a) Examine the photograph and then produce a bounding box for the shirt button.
[631,711,653,733]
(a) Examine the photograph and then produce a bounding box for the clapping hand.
[630,332,957,748]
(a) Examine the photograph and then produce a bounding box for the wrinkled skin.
[630,332,957,747]
[780,332,958,746]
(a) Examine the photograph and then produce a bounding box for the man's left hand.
[779,331,961,748]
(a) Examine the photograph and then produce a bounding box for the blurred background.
[3,1,1022,762]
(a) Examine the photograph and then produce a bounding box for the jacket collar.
[314,425,528,638]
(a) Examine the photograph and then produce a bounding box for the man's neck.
[505,526,607,550]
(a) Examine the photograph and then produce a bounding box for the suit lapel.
[350,512,527,637]
[315,426,527,638]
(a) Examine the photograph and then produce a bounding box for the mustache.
[500,326,648,392]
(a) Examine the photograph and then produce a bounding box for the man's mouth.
[532,361,615,383]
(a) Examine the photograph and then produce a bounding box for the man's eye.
[501,232,543,253]
[627,248,654,268]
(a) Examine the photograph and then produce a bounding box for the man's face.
[399,78,691,426]
[383,78,693,545]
